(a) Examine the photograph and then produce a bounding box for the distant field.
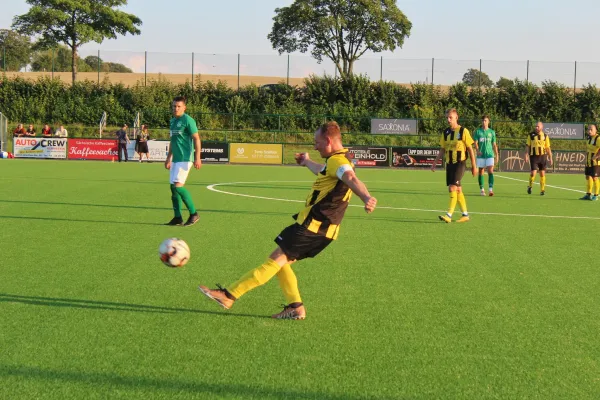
[3,71,307,88]
[1,160,599,399]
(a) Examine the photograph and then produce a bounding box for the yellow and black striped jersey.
[440,126,474,164]
[527,132,551,155]
[586,135,600,167]
[295,149,353,240]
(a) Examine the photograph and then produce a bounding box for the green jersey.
[473,128,496,159]
[169,113,198,162]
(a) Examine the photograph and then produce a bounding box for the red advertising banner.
[68,139,118,160]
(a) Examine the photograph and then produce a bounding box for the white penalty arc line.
[206,181,600,221]
[495,174,584,193]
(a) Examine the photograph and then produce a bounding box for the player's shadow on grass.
[0,365,388,400]
[0,293,270,320]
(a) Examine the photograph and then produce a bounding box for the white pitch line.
[206,181,600,221]
[495,174,584,193]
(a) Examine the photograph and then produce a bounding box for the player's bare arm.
[524,145,530,163]
[295,152,324,175]
[547,147,553,166]
[340,170,377,213]
[475,140,481,156]
[192,133,202,169]
[468,145,477,176]
[431,147,443,172]
[493,143,499,160]
[165,146,173,169]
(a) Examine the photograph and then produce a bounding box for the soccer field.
[1,159,599,399]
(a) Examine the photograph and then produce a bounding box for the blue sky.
[2,0,600,85]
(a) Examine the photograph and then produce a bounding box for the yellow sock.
[227,258,282,299]
[586,179,593,194]
[540,176,546,191]
[457,192,468,215]
[447,191,457,216]
[277,264,302,304]
[528,176,535,187]
[595,179,600,195]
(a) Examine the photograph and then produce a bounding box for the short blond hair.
[319,121,341,140]
[446,108,458,118]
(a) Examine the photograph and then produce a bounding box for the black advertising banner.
[201,142,229,162]
[500,149,529,172]
[346,146,388,167]
[554,151,585,174]
[391,147,442,168]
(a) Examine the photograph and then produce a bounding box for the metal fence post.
[237,54,240,91]
[144,50,147,87]
[479,59,482,89]
[431,58,435,85]
[574,61,577,94]
[97,49,100,85]
[526,60,529,83]
[192,52,194,90]
[51,48,54,78]
[2,46,5,72]
[287,54,290,86]
[380,56,383,82]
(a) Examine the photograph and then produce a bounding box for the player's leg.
[439,164,458,223]
[172,162,199,226]
[528,162,538,194]
[486,159,495,196]
[476,158,485,195]
[582,171,592,200]
[593,170,600,200]
[166,164,184,225]
[539,170,546,195]
[455,164,469,222]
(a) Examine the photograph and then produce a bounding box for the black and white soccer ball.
[159,238,190,268]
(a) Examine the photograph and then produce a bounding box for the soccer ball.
[159,238,190,268]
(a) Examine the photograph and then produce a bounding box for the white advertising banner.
[14,137,67,159]
[127,140,170,161]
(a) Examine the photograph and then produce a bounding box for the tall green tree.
[12,0,142,84]
[268,0,412,78]
[462,68,493,88]
[0,29,32,71]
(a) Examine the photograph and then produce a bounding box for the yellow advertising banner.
[229,143,283,165]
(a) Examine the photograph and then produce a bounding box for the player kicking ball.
[198,121,377,320]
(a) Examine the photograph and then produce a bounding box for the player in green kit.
[473,115,498,196]
[165,96,201,226]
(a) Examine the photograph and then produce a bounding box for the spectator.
[13,124,26,137]
[115,123,130,162]
[41,124,53,137]
[25,124,36,137]
[55,125,68,137]
[136,124,150,162]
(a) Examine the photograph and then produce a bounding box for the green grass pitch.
[1,159,599,399]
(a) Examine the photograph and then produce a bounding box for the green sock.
[488,173,494,189]
[170,184,182,218]
[175,186,197,214]
[478,174,484,189]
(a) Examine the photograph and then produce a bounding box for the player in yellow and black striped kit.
[580,124,600,200]
[525,121,553,195]
[198,121,378,320]
[432,108,477,223]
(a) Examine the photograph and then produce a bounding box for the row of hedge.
[2,73,600,151]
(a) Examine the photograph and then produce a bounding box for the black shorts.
[274,223,333,261]
[530,155,547,171]
[585,166,600,177]
[446,162,466,186]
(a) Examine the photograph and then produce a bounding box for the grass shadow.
[0,293,269,320]
[0,365,393,400]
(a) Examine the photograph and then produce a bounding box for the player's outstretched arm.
[341,170,377,213]
[295,152,323,175]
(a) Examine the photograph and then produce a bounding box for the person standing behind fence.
[525,121,553,195]
[164,96,201,227]
[41,124,53,137]
[25,124,36,137]
[137,124,150,162]
[580,124,600,201]
[431,108,477,223]
[13,124,26,137]
[55,125,68,138]
[115,123,130,162]
[473,115,498,196]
